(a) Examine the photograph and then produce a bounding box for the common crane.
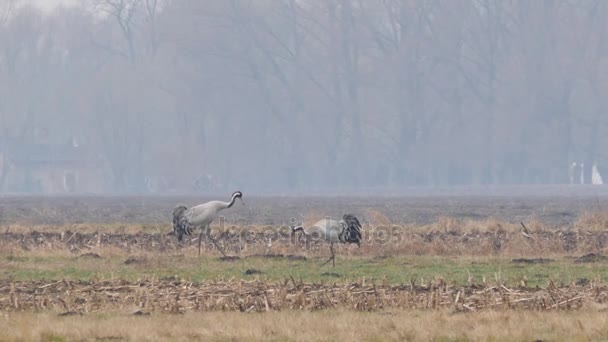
[172,191,244,257]
[292,214,362,267]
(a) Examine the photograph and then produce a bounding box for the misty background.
[0,0,607,195]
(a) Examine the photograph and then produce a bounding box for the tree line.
[0,0,606,193]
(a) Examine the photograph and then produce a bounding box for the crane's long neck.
[225,193,239,209]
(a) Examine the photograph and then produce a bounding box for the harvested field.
[2,193,608,340]
[2,225,608,257]
[1,190,608,226]
[0,278,603,313]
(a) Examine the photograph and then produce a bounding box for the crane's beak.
[240,198,245,206]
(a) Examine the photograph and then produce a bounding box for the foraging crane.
[292,214,362,267]
[172,191,244,257]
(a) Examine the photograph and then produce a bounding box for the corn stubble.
[0,276,605,314]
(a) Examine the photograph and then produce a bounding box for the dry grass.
[1,309,607,341]
[576,210,608,231]
[366,209,392,226]
[2,222,168,235]
[3,217,608,259]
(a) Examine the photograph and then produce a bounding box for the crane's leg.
[199,225,228,258]
[208,234,228,258]
[321,242,335,267]
[197,231,203,258]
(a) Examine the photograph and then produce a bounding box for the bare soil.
[0,191,607,226]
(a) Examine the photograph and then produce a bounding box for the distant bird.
[172,191,244,257]
[592,163,603,185]
[292,214,362,267]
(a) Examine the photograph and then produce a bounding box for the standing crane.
[172,191,244,257]
[292,214,362,267]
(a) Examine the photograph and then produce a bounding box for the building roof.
[2,137,102,167]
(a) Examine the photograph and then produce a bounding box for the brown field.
[2,193,608,341]
[3,211,608,258]
[2,190,608,226]
[0,277,603,313]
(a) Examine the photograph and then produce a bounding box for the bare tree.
[143,0,158,55]
[94,0,141,64]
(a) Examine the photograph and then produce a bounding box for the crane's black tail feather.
[341,214,362,246]
[172,205,192,241]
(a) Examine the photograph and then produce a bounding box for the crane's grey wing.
[340,214,362,245]
[172,205,193,241]
[186,201,221,227]
[310,219,342,242]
